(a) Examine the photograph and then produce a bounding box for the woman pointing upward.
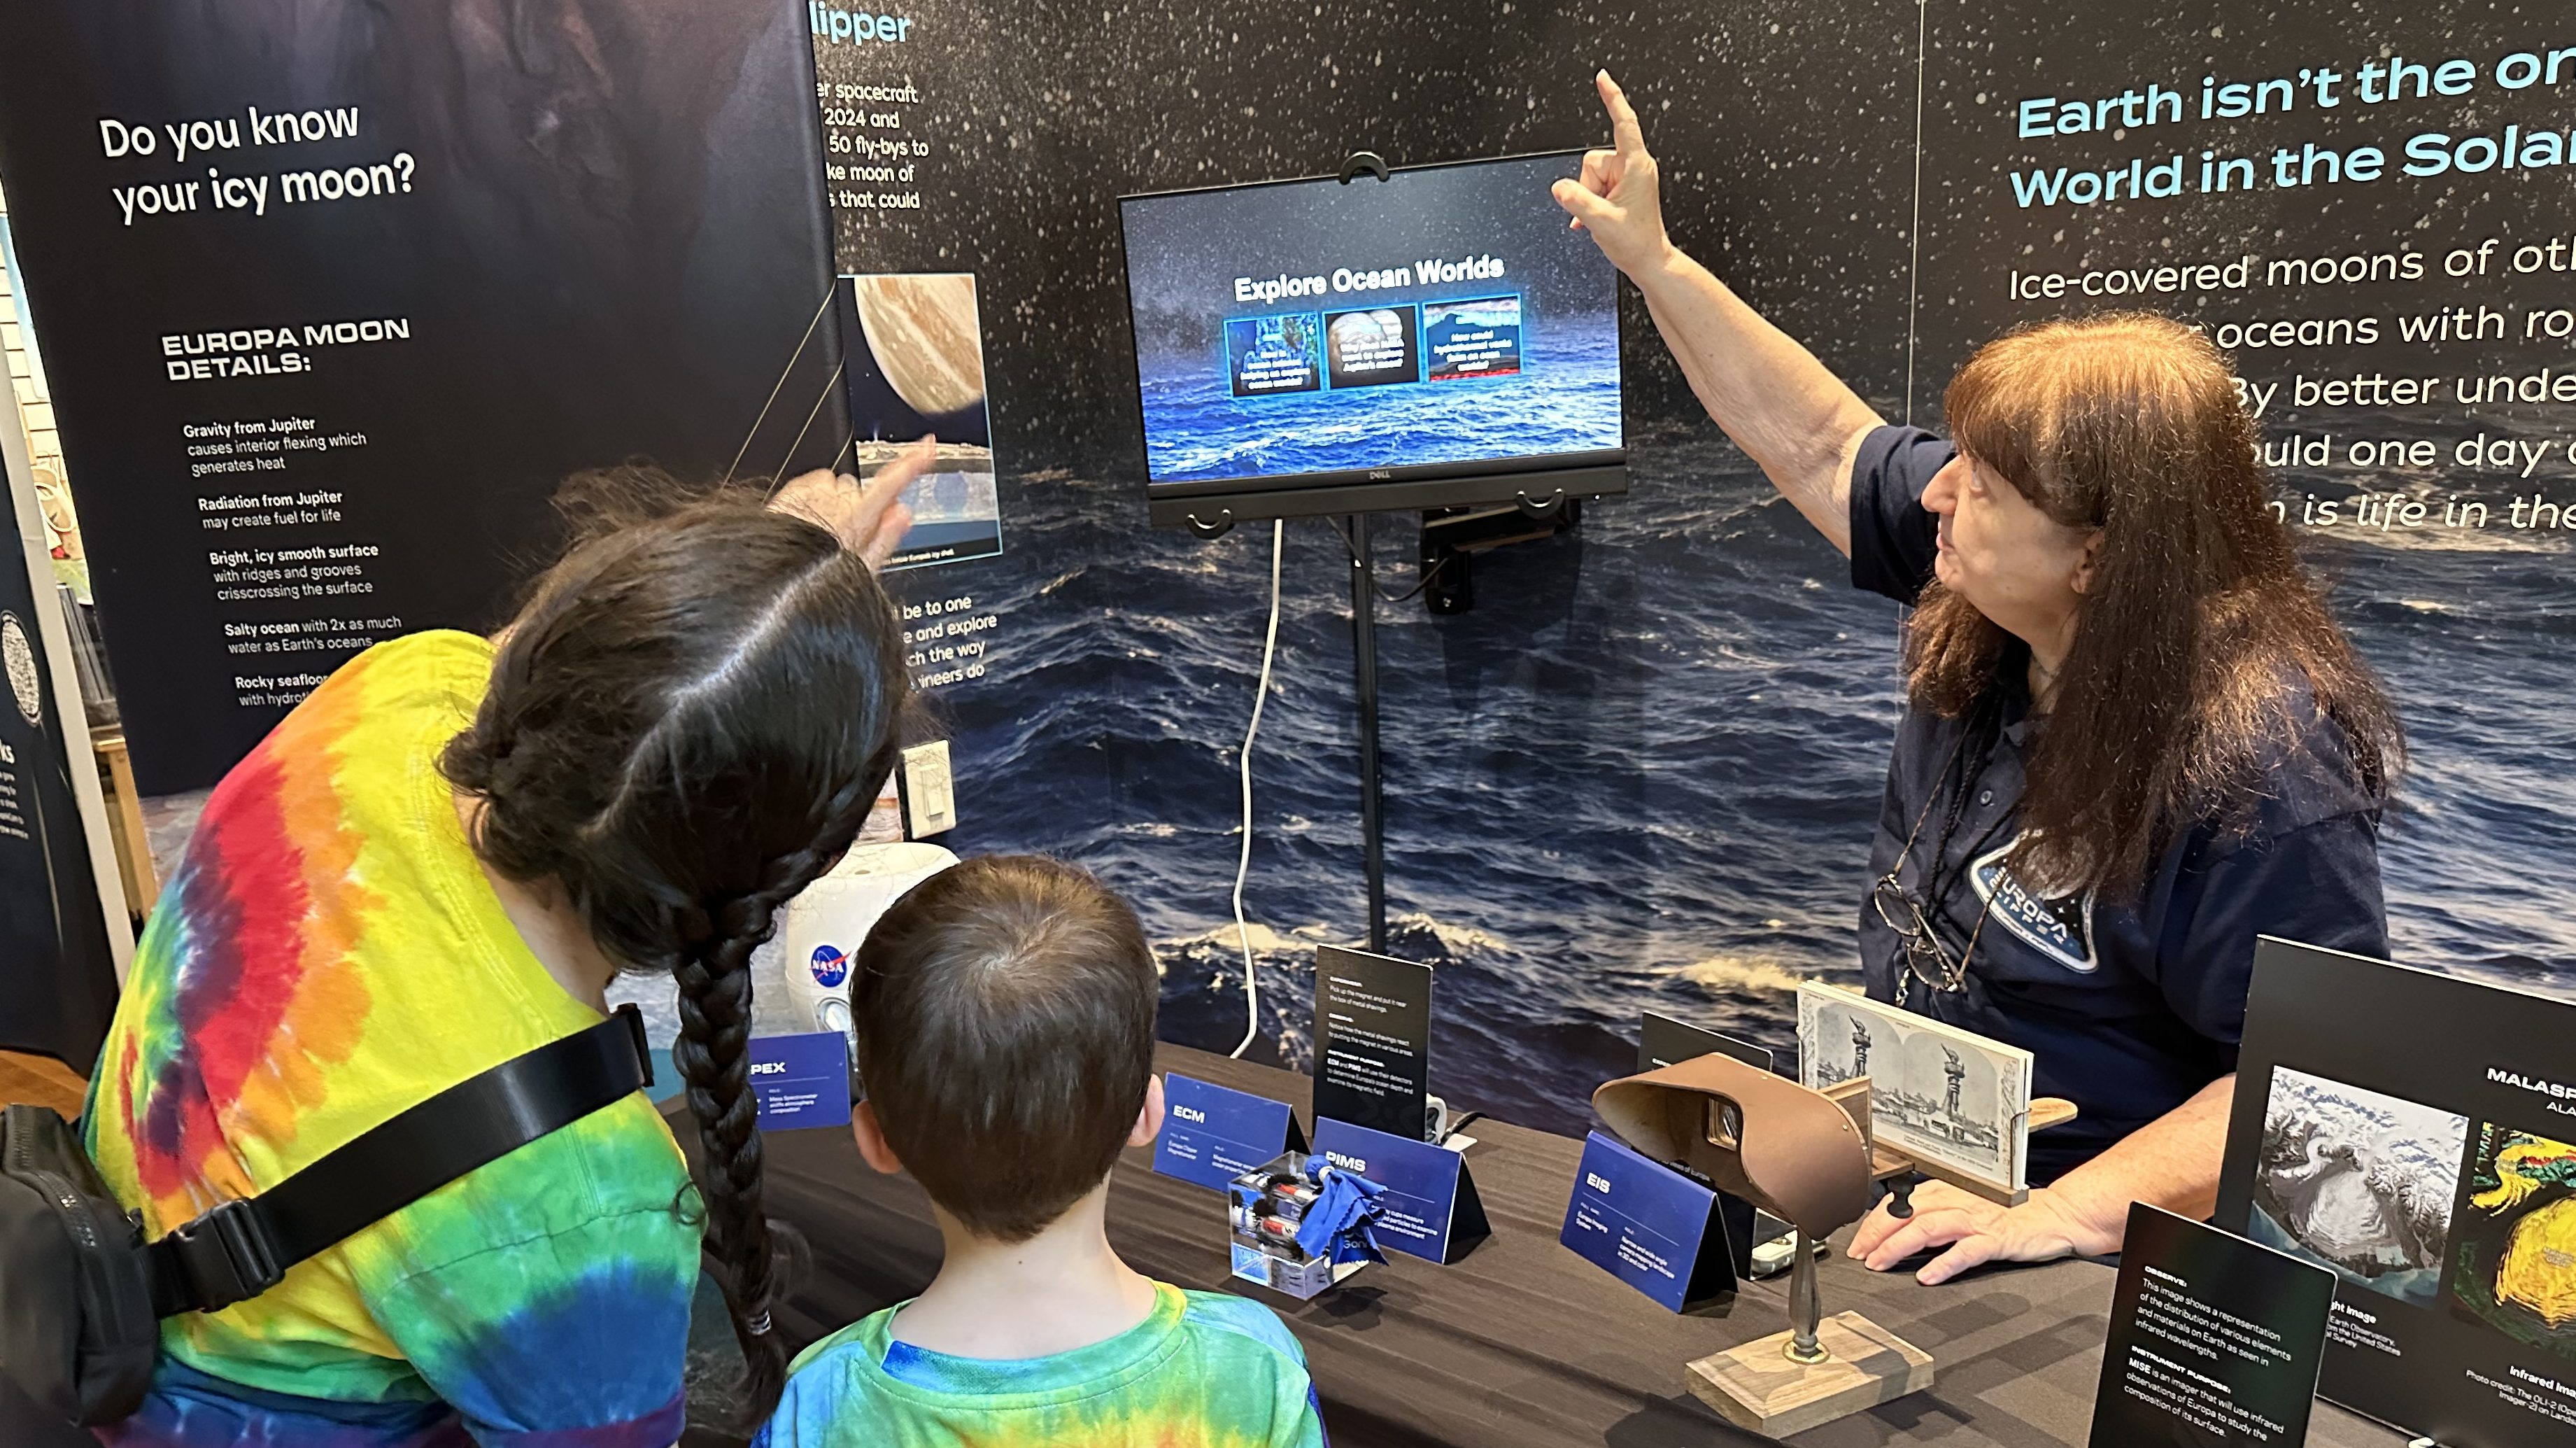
[1555,71,2400,1284]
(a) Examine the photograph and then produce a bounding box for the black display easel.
[1342,153,1391,953]
[1173,150,1601,956]
[1347,510,1387,950]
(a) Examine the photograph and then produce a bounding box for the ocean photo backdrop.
[907,427,2576,1139]
[106,0,2572,1150]
[812,0,2576,1139]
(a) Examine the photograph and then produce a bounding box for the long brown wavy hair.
[1905,312,2401,899]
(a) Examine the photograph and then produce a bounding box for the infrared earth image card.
[2447,1123,2576,1361]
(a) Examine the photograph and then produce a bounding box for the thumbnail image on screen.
[1119,152,1621,488]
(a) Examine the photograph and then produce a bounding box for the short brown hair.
[851,855,1159,1242]
[1910,311,2399,898]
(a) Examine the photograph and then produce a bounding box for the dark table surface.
[729,1043,2415,1447]
[0,1046,2417,1447]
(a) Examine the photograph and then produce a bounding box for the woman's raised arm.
[1552,71,1884,556]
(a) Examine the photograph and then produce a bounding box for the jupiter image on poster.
[852,273,985,416]
[837,272,1003,571]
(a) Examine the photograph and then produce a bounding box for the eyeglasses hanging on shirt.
[1871,689,2014,995]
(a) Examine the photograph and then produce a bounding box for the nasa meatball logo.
[808,944,850,989]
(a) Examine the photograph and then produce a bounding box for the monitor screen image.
[1119,151,1624,517]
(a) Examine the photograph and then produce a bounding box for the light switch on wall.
[898,739,954,838]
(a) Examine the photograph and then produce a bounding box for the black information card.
[1639,1009,1774,1075]
[1312,946,1433,1141]
[2090,1204,2334,1447]
[2216,938,2576,1448]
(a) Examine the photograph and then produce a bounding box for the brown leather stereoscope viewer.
[1592,1051,1873,1239]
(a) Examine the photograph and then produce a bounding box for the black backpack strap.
[148,1005,654,1318]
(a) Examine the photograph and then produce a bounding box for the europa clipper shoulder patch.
[1969,835,2097,973]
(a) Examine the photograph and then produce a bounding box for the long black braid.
[667,778,877,1414]
[444,485,907,1428]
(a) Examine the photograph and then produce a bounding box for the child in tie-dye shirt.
[85,628,702,1448]
[84,476,915,1445]
[756,857,1325,1448]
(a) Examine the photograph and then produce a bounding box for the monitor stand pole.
[1347,513,1387,953]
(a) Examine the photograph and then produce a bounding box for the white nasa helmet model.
[780,841,961,1048]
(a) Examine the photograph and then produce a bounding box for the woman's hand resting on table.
[770,435,935,570]
[1850,1076,2232,1285]
[1846,1181,2121,1286]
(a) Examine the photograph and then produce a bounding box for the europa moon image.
[2449,1123,2576,1358]
[1323,307,1418,388]
[851,272,987,417]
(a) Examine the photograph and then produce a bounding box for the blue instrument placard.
[1151,1074,1301,1191]
[1560,1130,1734,1312]
[746,1032,852,1130]
[1310,1117,1487,1264]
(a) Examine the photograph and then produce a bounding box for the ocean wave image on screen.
[1140,317,1618,482]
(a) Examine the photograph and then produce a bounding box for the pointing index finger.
[1597,70,1646,160]
[856,433,934,516]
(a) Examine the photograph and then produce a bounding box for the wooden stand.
[1683,1219,1937,1438]
[1685,1309,1936,1438]
[92,729,157,915]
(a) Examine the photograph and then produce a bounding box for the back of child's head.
[851,855,1158,1242]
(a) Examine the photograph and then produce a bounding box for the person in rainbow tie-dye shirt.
[756,856,1327,1448]
[82,458,923,1447]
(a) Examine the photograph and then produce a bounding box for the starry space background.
[806,0,2574,1136]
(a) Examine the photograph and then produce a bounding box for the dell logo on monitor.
[1368,468,1392,480]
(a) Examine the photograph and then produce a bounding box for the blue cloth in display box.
[1309,1118,1490,1265]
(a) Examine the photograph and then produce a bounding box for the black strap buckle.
[160,1198,283,1313]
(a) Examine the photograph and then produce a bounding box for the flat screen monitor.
[1118,150,1626,528]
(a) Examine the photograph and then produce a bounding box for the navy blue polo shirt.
[1848,426,2388,1185]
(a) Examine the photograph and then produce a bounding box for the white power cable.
[1229,519,1286,1058]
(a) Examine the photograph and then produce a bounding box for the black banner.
[0,3,847,794]
[2219,939,2576,1447]
[0,440,121,1075]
